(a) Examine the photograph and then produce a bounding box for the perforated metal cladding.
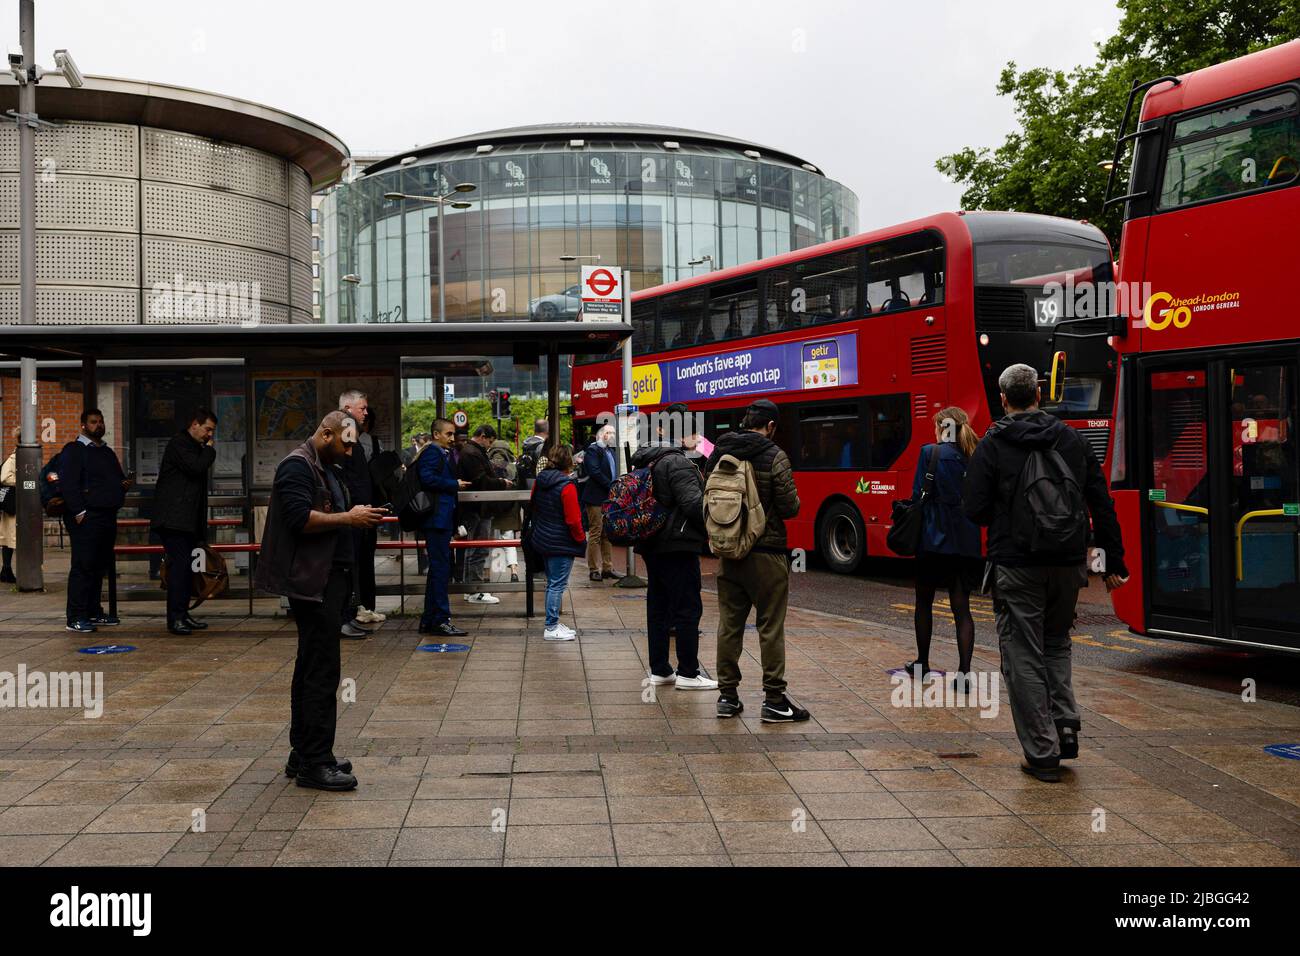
[142,128,287,204]
[0,175,139,231]
[287,166,311,215]
[143,181,290,254]
[288,212,311,264]
[289,261,313,309]
[145,236,290,305]
[0,121,138,177]
[0,286,138,324]
[0,231,139,286]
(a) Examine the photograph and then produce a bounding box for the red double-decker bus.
[572,211,1117,572]
[1100,39,1300,651]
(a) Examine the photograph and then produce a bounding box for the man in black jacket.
[151,408,216,635]
[580,422,621,581]
[255,411,387,791]
[337,390,376,638]
[59,409,129,634]
[457,424,511,604]
[962,364,1129,782]
[705,399,806,723]
[632,407,717,691]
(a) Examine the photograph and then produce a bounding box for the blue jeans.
[421,529,452,628]
[544,556,574,628]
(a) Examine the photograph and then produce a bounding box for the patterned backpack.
[601,465,669,546]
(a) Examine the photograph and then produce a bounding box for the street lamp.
[383,183,477,322]
[342,273,360,324]
[6,0,86,592]
[688,254,714,270]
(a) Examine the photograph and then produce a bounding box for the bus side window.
[708,280,759,343]
[867,231,945,313]
[790,252,858,325]
[661,289,706,351]
[632,300,656,355]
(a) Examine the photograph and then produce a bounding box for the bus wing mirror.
[1049,351,1067,404]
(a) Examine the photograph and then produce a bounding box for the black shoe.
[1058,726,1080,760]
[716,696,744,719]
[761,695,811,723]
[65,619,97,634]
[601,569,624,581]
[167,621,193,636]
[589,571,602,582]
[903,659,937,679]
[89,615,120,627]
[1020,760,1061,783]
[0,568,15,584]
[510,571,519,583]
[434,622,468,637]
[294,763,358,791]
[285,751,353,778]
[181,615,208,630]
[341,621,368,639]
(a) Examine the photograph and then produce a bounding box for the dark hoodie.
[630,443,706,555]
[705,429,800,553]
[962,409,1127,574]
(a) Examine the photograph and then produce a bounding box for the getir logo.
[631,364,662,404]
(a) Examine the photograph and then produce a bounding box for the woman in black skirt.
[904,406,983,689]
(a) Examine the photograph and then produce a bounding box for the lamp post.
[688,254,713,270]
[383,184,475,322]
[341,273,360,324]
[8,1,85,592]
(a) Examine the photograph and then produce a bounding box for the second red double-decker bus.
[1099,39,1300,652]
[572,210,1117,572]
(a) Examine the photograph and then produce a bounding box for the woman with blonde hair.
[903,406,983,690]
[1,426,18,583]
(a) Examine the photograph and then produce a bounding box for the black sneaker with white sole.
[760,695,811,723]
[716,696,744,719]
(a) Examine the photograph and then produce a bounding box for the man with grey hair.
[963,363,1128,783]
[337,389,382,636]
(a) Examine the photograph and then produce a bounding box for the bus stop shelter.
[0,319,630,610]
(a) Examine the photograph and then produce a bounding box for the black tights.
[1,546,11,570]
[913,580,975,673]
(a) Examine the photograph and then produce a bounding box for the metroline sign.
[580,265,623,321]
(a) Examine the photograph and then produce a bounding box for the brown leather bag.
[160,544,228,610]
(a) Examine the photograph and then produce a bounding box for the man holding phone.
[151,407,217,635]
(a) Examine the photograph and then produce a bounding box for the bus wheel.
[818,501,865,574]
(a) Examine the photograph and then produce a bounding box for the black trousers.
[64,509,115,623]
[644,550,703,679]
[288,566,350,767]
[159,529,196,623]
[355,527,377,610]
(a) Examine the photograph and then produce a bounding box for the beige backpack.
[704,453,766,559]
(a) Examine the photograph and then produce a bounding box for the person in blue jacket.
[417,417,471,637]
[904,406,983,689]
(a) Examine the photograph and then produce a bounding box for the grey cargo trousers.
[993,564,1087,767]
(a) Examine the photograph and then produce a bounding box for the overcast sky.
[6,0,1121,224]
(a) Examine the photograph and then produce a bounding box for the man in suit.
[59,409,129,634]
[418,417,472,637]
[151,407,217,635]
[580,423,621,582]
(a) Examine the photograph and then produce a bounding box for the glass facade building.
[318,124,858,397]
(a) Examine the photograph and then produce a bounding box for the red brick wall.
[0,374,128,465]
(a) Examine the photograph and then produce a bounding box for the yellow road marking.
[1072,634,1139,653]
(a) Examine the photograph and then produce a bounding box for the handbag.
[0,486,14,517]
[160,544,229,610]
[886,445,941,557]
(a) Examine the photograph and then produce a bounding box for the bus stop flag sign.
[580,265,623,322]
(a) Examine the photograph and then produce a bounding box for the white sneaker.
[558,623,576,638]
[356,607,387,624]
[648,672,676,686]
[464,593,500,605]
[543,626,575,641]
[674,673,719,691]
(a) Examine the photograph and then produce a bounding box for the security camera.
[53,49,83,88]
[8,50,22,68]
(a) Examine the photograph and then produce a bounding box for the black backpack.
[369,449,405,507]
[1011,438,1088,557]
[392,456,436,532]
[515,452,538,488]
[40,450,66,516]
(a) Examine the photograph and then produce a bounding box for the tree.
[937,0,1300,245]
[400,396,571,451]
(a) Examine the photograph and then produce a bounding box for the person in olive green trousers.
[704,399,809,724]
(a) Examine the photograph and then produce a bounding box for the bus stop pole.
[616,269,646,589]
